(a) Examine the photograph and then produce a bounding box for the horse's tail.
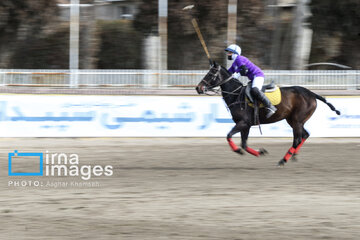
[313,93,341,115]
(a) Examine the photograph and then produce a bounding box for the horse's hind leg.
[279,95,317,166]
[291,127,310,161]
[279,122,304,166]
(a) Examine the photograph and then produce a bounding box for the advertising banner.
[0,95,358,137]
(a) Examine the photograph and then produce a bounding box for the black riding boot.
[250,87,277,118]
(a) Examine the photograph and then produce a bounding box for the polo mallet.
[182,5,213,65]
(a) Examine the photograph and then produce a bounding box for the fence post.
[70,70,79,88]
[69,0,79,88]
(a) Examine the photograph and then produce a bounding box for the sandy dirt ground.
[0,137,359,240]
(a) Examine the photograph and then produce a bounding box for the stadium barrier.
[0,69,359,90]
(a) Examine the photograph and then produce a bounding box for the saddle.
[245,81,281,107]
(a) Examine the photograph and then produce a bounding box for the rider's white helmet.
[225,44,241,60]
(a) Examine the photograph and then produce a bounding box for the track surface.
[1,138,359,239]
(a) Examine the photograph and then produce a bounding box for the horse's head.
[196,61,223,94]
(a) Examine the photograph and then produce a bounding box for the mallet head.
[182,5,194,11]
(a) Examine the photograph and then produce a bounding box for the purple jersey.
[228,55,265,80]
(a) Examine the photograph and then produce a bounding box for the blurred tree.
[133,0,158,35]
[134,0,359,70]
[4,0,99,69]
[10,22,95,69]
[1,0,358,70]
[10,24,69,69]
[0,0,59,68]
[97,20,143,69]
[310,0,360,69]
[134,0,227,70]
[167,1,227,69]
[235,0,273,69]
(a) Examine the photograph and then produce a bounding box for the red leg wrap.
[294,138,306,154]
[246,147,260,157]
[283,147,295,161]
[227,138,239,151]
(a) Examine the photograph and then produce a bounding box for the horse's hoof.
[234,148,244,155]
[278,159,286,167]
[291,154,298,162]
[259,148,268,156]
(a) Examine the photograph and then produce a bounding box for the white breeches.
[252,76,264,90]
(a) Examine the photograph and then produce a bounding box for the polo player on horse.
[225,44,277,118]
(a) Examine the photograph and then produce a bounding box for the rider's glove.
[239,65,248,76]
[232,72,241,79]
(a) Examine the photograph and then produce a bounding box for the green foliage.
[97,20,143,69]
[134,0,228,69]
[167,1,227,70]
[310,0,360,68]
[310,0,359,37]
[10,25,69,69]
[133,0,158,35]
[10,20,144,69]
[1,0,359,70]
[0,0,59,68]
[0,0,58,36]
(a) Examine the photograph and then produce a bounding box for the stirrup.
[266,106,277,118]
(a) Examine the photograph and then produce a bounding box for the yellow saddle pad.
[247,86,281,107]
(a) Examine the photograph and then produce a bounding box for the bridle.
[200,65,243,96]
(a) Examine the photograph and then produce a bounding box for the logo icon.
[8,150,43,176]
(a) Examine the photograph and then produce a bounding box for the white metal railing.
[0,69,359,90]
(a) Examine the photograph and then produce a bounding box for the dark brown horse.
[195,62,341,166]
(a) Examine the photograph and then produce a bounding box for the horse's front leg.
[240,127,268,157]
[226,122,246,155]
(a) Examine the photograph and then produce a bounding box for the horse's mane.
[218,64,243,87]
[219,65,231,76]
